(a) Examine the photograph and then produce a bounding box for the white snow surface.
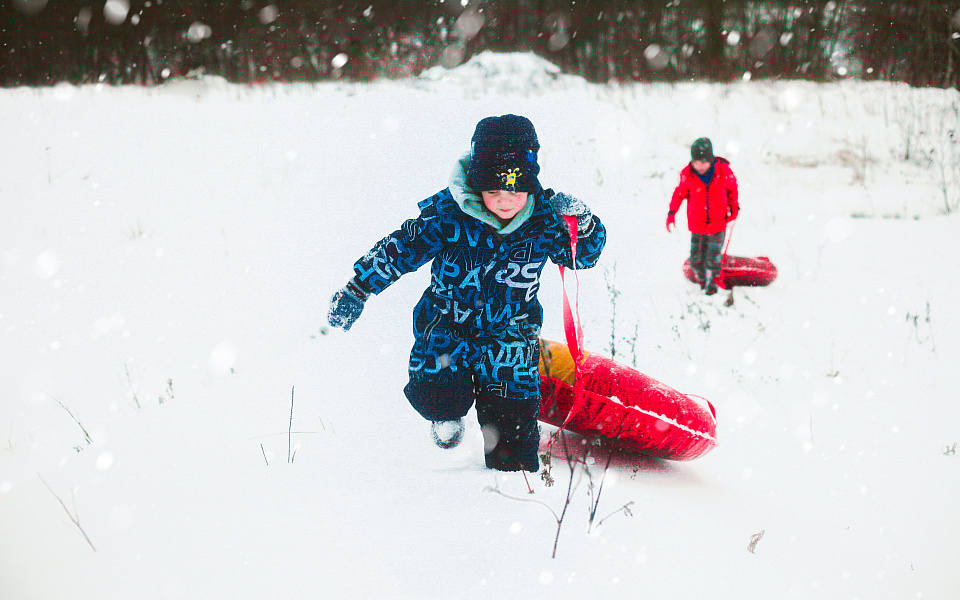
[2,51,959,599]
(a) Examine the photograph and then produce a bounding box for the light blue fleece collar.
[448,151,535,235]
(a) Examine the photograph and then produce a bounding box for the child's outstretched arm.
[327,199,445,331]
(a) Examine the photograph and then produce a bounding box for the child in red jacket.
[666,137,739,295]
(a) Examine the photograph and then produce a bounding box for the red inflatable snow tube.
[537,339,718,461]
[683,255,778,290]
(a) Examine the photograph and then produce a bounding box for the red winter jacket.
[668,157,739,235]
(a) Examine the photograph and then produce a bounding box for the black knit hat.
[691,137,714,161]
[468,114,541,193]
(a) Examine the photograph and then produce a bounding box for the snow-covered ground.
[2,52,958,599]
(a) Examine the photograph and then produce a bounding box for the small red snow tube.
[537,339,717,460]
[683,255,778,290]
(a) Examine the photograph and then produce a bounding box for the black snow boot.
[693,270,706,290]
[484,435,539,472]
[477,395,540,472]
[704,270,718,295]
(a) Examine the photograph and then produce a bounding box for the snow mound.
[156,74,231,101]
[420,51,585,94]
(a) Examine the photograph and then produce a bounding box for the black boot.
[483,432,540,472]
[704,270,718,295]
[477,397,540,472]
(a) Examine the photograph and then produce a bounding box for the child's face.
[481,190,528,223]
[691,159,712,175]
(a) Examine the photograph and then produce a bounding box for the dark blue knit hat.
[468,114,541,193]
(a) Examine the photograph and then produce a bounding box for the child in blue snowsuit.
[327,114,606,472]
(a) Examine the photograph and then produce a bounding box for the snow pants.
[402,306,541,472]
[689,231,725,287]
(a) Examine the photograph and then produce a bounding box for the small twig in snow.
[595,501,635,529]
[586,442,617,532]
[46,394,92,449]
[486,480,559,521]
[288,386,295,464]
[521,470,535,494]
[123,364,141,412]
[38,474,96,552]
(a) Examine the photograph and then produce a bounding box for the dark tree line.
[2,0,960,88]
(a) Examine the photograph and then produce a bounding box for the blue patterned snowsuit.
[350,185,606,470]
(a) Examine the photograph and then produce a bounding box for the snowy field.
[2,52,959,599]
